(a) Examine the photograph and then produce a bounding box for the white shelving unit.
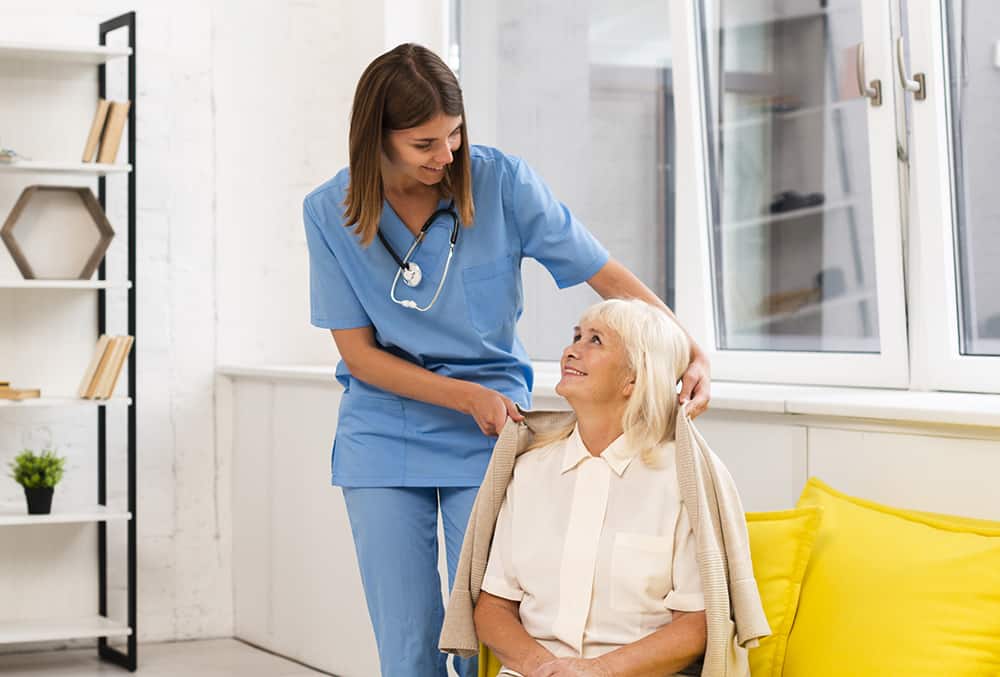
[0,617,131,644]
[0,41,131,64]
[0,280,132,290]
[0,504,131,527]
[720,99,859,131]
[734,290,876,333]
[721,4,854,31]
[0,397,132,408]
[0,14,138,670]
[0,161,132,176]
[724,199,856,232]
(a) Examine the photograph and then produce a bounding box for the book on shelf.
[94,335,133,399]
[79,334,134,400]
[96,100,131,165]
[77,334,112,397]
[0,388,41,400]
[82,98,111,163]
[83,336,116,398]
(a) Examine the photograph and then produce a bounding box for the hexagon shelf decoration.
[1,185,115,280]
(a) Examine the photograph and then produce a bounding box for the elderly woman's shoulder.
[621,439,682,484]
[511,434,571,476]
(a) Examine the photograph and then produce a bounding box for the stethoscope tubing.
[379,201,460,312]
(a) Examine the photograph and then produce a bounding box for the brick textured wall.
[0,0,398,646]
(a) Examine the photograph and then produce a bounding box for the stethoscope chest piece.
[378,200,460,312]
[401,262,422,287]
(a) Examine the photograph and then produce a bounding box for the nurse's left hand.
[528,657,612,677]
[678,343,711,419]
[465,384,525,437]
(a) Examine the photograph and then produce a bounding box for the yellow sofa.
[476,478,1000,677]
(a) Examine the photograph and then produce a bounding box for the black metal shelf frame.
[97,11,137,673]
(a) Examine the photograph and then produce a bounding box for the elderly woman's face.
[555,318,633,405]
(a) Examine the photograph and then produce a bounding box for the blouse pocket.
[461,255,520,336]
[610,532,675,614]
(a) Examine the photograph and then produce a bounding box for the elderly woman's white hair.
[532,298,691,464]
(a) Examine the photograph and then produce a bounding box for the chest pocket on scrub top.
[461,255,520,335]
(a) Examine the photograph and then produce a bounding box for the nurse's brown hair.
[344,43,474,247]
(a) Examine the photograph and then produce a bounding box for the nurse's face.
[384,114,463,187]
[556,319,634,406]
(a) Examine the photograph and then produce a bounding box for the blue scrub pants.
[342,486,480,677]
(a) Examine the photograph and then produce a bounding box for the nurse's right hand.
[465,384,524,437]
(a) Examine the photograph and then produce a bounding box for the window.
[946,0,1000,358]
[906,0,1000,392]
[457,0,676,359]
[706,2,880,354]
[457,0,1000,393]
[674,0,908,387]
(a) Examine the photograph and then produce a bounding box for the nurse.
[304,43,711,677]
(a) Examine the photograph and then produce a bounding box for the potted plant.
[8,449,66,515]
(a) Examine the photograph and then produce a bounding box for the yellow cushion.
[745,507,822,677]
[785,477,1000,677]
[479,643,502,677]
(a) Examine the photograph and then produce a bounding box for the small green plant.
[8,449,66,489]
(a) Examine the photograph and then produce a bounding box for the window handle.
[896,36,927,100]
[856,42,883,107]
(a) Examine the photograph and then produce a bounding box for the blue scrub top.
[304,145,609,487]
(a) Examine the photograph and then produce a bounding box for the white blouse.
[482,425,704,675]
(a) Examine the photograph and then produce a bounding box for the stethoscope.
[377,200,460,312]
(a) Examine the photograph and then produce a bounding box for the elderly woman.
[473,299,710,677]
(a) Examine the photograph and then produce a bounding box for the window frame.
[453,0,1000,395]
[672,0,911,388]
[905,0,1000,393]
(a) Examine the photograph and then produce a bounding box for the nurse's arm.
[586,258,711,418]
[587,257,674,317]
[331,327,523,435]
[474,590,556,675]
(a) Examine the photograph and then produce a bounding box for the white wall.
[213,0,386,367]
[218,2,451,672]
[0,0,443,652]
[213,0,452,368]
[225,372,1000,675]
[460,0,675,360]
[226,376,377,676]
[0,0,229,648]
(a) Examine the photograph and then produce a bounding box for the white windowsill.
[218,362,1000,429]
[218,363,337,383]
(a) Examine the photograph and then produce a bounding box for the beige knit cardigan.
[438,407,770,676]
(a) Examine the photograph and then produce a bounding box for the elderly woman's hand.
[528,657,613,677]
[679,342,711,419]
